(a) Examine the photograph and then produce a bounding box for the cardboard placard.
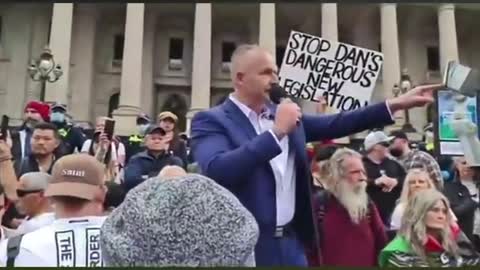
[278,30,384,113]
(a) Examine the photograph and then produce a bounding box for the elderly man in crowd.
[190,43,440,266]
[315,148,387,266]
[123,125,184,192]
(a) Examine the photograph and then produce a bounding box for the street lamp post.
[399,69,417,133]
[27,47,63,102]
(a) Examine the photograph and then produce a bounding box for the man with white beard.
[313,148,388,267]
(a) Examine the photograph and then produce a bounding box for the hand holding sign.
[387,83,443,114]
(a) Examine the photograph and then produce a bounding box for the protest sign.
[278,30,384,113]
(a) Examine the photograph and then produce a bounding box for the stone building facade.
[0,3,477,135]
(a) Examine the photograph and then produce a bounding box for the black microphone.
[269,83,290,104]
[268,83,300,125]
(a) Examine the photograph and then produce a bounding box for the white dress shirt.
[229,95,295,226]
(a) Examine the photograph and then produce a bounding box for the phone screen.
[103,119,115,140]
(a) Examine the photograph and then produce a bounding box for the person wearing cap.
[190,44,442,266]
[101,173,259,266]
[389,129,443,189]
[362,130,406,226]
[10,101,50,162]
[158,111,188,166]
[0,154,107,267]
[123,125,184,192]
[124,113,151,163]
[11,172,54,237]
[50,103,86,155]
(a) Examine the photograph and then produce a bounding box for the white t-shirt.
[12,213,55,237]
[81,140,125,165]
[0,216,106,267]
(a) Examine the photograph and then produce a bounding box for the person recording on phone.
[190,44,442,266]
[81,117,123,182]
[123,125,183,192]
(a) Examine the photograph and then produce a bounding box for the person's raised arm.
[0,139,18,201]
[303,84,442,142]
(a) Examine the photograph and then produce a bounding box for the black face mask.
[390,148,404,158]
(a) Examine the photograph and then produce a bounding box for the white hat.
[364,131,394,151]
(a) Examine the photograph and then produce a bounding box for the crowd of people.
[0,43,479,267]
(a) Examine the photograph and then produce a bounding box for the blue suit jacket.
[190,99,394,262]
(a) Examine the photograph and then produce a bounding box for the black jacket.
[10,126,32,162]
[123,150,184,192]
[444,180,478,241]
[363,156,406,225]
[54,122,87,155]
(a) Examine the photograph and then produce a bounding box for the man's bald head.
[229,44,278,105]
[230,44,264,80]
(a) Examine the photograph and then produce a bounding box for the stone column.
[380,3,401,100]
[380,3,404,128]
[259,3,276,58]
[44,3,73,105]
[112,3,145,136]
[141,11,156,117]
[321,3,338,41]
[438,4,459,73]
[186,3,211,135]
[4,6,33,124]
[69,6,98,123]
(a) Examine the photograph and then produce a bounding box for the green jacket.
[379,235,480,267]
[378,236,411,267]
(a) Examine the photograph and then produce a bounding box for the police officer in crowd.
[125,113,151,163]
[50,104,86,155]
[0,154,107,267]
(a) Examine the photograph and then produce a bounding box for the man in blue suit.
[190,44,441,266]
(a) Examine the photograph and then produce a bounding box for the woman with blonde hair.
[379,189,480,267]
[390,169,436,230]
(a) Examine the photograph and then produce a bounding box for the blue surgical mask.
[138,124,149,135]
[51,112,65,123]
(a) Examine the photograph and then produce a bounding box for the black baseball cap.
[145,125,166,136]
[51,103,67,113]
[390,130,409,141]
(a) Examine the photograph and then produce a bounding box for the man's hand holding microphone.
[269,83,302,140]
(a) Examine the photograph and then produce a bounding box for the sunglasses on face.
[17,189,43,198]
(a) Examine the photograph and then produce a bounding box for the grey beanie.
[100,174,259,267]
